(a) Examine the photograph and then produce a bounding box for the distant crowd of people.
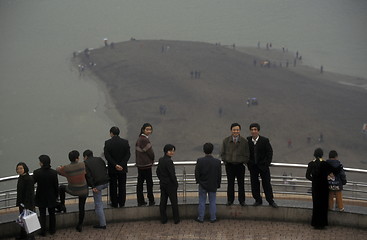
[15,122,346,239]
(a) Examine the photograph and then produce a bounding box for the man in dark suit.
[195,143,222,223]
[247,123,278,208]
[104,126,131,208]
[156,144,180,224]
[33,155,59,236]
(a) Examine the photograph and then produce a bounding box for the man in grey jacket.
[221,123,249,206]
[83,150,109,229]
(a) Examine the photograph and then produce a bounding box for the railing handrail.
[1,161,366,183]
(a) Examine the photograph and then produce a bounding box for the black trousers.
[59,185,87,225]
[159,185,179,223]
[249,165,274,204]
[108,169,127,207]
[225,163,245,203]
[39,207,56,234]
[137,168,155,204]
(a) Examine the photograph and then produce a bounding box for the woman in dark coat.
[16,162,35,240]
[305,148,332,229]
[33,155,59,236]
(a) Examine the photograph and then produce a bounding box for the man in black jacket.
[195,143,222,223]
[156,144,180,224]
[83,150,109,229]
[104,126,131,208]
[33,155,59,236]
[247,123,278,208]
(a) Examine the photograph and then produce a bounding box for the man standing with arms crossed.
[83,149,109,229]
[247,123,278,208]
[104,126,131,208]
[221,123,249,206]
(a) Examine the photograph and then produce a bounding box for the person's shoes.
[56,204,67,213]
[149,201,155,206]
[226,201,233,206]
[253,201,262,206]
[339,208,345,212]
[195,218,204,223]
[210,219,217,223]
[109,203,118,208]
[269,202,278,208]
[174,220,180,224]
[38,232,46,237]
[161,220,167,224]
[119,203,125,208]
[138,202,147,207]
[49,230,56,235]
[76,224,83,232]
[93,225,106,229]
[240,202,247,206]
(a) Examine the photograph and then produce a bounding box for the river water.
[1,0,366,179]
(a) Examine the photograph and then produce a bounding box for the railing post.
[183,167,186,203]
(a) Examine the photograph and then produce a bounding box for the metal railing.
[1,162,367,210]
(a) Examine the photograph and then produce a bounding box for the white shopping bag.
[17,209,41,234]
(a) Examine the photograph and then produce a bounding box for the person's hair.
[230,123,241,130]
[110,126,120,136]
[83,149,93,158]
[203,143,214,154]
[16,162,29,174]
[329,150,338,159]
[163,144,175,154]
[249,123,261,131]
[68,150,80,162]
[140,123,153,136]
[39,155,51,167]
[313,148,323,159]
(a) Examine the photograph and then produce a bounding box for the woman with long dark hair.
[306,148,332,229]
[135,123,155,206]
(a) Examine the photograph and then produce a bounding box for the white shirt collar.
[252,136,259,144]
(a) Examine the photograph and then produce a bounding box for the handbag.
[16,209,41,234]
[327,173,340,191]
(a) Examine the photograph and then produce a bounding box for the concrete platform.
[1,201,366,239]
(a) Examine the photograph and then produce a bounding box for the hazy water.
[1,0,366,179]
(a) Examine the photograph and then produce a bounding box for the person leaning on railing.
[326,150,347,212]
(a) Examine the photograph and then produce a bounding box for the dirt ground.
[76,40,367,178]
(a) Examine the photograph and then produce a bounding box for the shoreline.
[77,63,129,138]
[237,46,367,90]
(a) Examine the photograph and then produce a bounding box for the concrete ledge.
[1,204,366,238]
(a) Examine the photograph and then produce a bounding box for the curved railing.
[1,162,367,210]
